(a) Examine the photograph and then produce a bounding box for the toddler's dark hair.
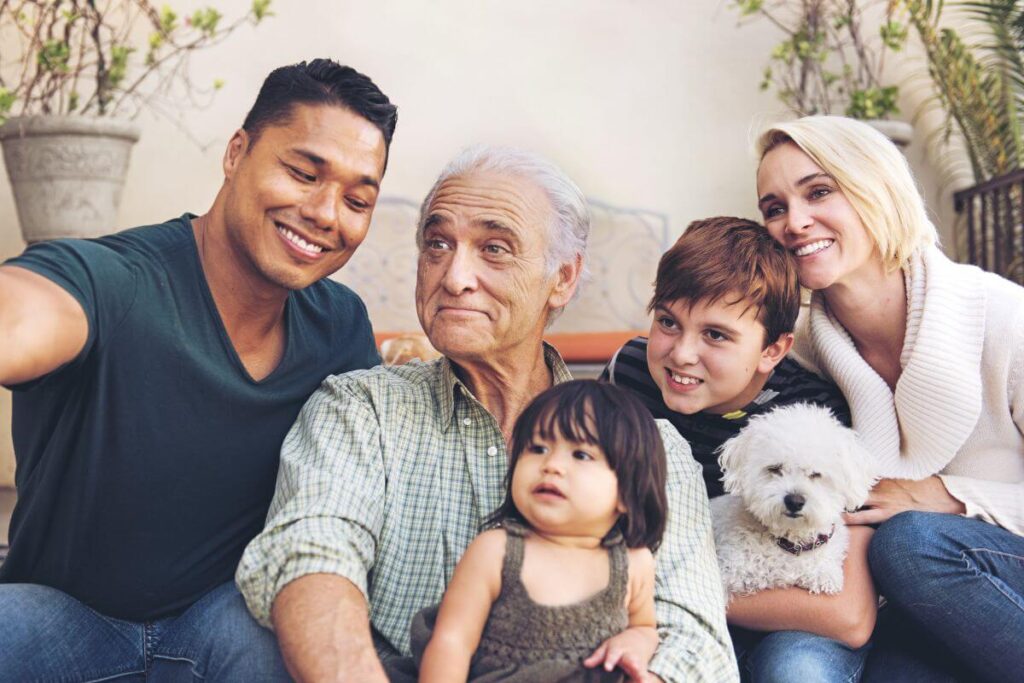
[487,380,668,551]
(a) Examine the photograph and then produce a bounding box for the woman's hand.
[844,476,966,525]
[583,626,659,682]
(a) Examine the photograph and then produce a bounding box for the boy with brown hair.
[604,216,850,497]
[603,216,875,683]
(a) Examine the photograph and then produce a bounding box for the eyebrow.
[423,213,445,230]
[655,304,745,336]
[707,321,742,336]
[478,219,517,236]
[757,171,832,207]
[289,147,380,190]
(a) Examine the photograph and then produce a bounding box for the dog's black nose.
[784,494,806,512]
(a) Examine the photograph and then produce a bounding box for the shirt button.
[463,417,471,426]
[486,446,498,457]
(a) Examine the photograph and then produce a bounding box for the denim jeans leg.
[861,603,970,683]
[148,580,292,683]
[732,626,869,683]
[868,511,1024,683]
[0,583,146,682]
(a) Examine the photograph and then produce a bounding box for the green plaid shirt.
[237,346,737,682]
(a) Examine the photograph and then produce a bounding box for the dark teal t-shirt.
[1,214,381,621]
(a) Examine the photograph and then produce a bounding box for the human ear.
[222,129,250,179]
[547,253,583,311]
[757,332,794,374]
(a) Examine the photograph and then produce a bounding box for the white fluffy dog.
[710,403,876,599]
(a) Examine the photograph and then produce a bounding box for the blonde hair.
[757,116,936,271]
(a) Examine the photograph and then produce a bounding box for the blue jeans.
[731,626,870,683]
[864,511,1024,683]
[0,580,291,682]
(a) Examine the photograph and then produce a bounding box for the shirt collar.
[435,342,572,432]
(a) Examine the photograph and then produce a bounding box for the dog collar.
[775,526,835,555]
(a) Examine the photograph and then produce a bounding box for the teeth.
[671,372,701,385]
[277,225,323,254]
[793,239,833,257]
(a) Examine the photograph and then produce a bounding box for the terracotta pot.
[0,115,140,243]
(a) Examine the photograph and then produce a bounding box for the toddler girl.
[418,379,669,682]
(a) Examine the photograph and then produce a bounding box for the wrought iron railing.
[953,169,1024,285]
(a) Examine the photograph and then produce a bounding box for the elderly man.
[237,147,737,682]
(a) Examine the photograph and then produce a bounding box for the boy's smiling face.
[646,295,792,415]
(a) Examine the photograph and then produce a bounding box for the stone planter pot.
[865,119,914,149]
[0,115,140,243]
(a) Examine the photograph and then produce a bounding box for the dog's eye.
[809,472,822,479]
[766,465,783,475]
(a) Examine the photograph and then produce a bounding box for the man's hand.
[844,476,966,526]
[583,626,659,682]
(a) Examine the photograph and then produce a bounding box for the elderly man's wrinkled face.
[415,170,575,362]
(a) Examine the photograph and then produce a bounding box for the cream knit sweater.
[791,246,1024,535]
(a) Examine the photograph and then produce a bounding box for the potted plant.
[895,0,1024,272]
[0,1,272,244]
[732,0,913,144]
[897,0,1024,184]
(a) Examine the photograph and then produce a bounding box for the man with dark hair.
[242,58,398,167]
[0,58,395,680]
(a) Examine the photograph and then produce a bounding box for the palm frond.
[900,0,1024,182]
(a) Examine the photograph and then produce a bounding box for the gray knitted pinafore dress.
[466,521,629,683]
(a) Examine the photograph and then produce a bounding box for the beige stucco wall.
[0,0,962,487]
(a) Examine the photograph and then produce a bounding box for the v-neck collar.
[806,247,986,477]
[185,214,293,385]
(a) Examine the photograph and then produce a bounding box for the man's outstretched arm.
[0,266,87,385]
[272,574,388,683]
[237,377,389,682]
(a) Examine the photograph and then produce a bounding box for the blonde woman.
[755,115,1024,682]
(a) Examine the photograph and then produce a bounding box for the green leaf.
[734,0,764,17]
[191,8,223,35]
[252,0,273,22]
[38,40,71,73]
[108,45,135,88]
[157,5,178,34]
[880,20,908,51]
[160,5,178,34]
[846,86,901,119]
[0,87,16,114]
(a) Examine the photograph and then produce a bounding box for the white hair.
[416,145,591,284]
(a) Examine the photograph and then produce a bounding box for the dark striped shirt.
[601,336,851,498]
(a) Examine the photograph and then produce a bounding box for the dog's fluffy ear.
[835,428,877,510]
[717,429,753,496]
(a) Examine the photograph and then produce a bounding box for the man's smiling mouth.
[277,224,325,255]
